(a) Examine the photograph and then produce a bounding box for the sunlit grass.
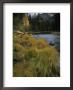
[13,32,60,77]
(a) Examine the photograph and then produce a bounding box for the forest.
[13,13,60,33]
[13,13,60,77]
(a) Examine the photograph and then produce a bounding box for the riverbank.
[25,31,60,36]
[14,30,60,35]
[13,32,60,77]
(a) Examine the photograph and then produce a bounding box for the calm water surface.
[33,34,60,51]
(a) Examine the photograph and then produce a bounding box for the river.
[33,34,60,52]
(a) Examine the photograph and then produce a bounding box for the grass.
[13,32,60,77]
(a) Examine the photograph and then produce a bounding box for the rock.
[49,42,55,46]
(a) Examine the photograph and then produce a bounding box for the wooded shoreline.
[14,30,60,36]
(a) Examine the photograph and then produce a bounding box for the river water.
[33,34,60,51]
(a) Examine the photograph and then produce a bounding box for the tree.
[13,13,25,32]
[23,14,30,32]
[54,13,60,31]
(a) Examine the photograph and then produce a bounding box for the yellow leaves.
[23,15,30,30]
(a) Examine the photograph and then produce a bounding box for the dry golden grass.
[13,32,60,77]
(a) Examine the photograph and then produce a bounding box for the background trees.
[13,13,60,33]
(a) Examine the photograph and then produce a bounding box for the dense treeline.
[29,13,60,32]
[13,13,60,33]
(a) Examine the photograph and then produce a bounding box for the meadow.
[13,32,60,77]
